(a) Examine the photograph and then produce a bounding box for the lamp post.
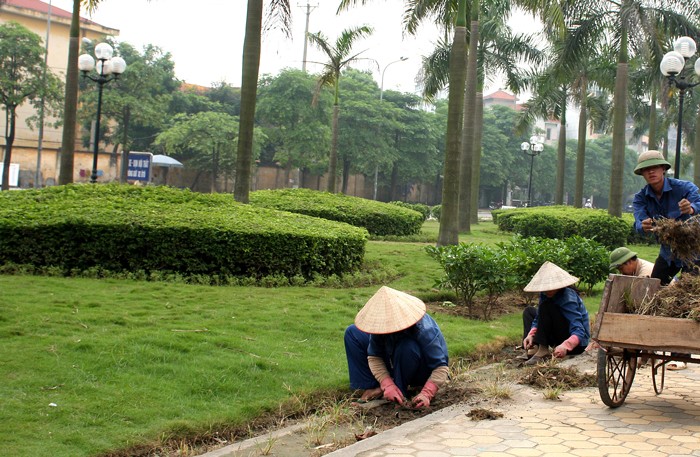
[660,36,700,180]
[521,135,544,207]
[374,56,408,200]
[78,43,126,183]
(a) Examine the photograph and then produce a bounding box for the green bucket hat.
[609,247,637,271]
[634,150,671,175]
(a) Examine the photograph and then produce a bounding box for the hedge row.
[0,184,368,280]
[491,206,651,249]
[249,188,424,236]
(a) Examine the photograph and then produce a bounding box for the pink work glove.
[523,327,537,350]
[412,380,439,408]
[380,377,404,405]
[554,335,580,358]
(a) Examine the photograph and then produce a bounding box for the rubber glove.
[412,380,438,408]
[554,335,580,358]
[380,377,404,405]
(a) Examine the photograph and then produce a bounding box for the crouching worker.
[521,262,590,366]
[344,286,449,408]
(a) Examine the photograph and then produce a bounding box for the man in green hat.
[609,247,653,277]
[632,150,700,285]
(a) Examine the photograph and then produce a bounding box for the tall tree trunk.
[341,157,350,194]
[555,87,567,205]
[458,0,479,233]
[608,24,628,218]
[234,0,263,203]
[58,0,81,185]
[390,161,399,201]
[437,0,468,246]
[470,88,483,224]
[2,107,16,191]
[327,103,340,193]
[574,81,588,208]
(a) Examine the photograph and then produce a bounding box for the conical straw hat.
[524,261,579,292]
[355,286,426,334]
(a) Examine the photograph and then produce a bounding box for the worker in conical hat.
[344,286,449,408]
[519,262,590,366]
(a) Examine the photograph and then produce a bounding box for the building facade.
[1,0,118,187]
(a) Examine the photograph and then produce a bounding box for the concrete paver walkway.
[326,351,700,457]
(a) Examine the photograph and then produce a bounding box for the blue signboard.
[127,152,153,182]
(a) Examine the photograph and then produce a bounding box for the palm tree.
[457,0,479,233]
[565,0,698,216]
[234,0,292,203]
[307,25,373,193]
[58,0,87,185]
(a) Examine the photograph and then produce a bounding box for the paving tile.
[317,356,700,457]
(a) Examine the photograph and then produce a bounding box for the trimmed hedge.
[0,184,368,280]
[389,201,431,221]
[492,206,635,249]
[249,188,423,236]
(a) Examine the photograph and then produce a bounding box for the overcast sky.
[49,0,541,98]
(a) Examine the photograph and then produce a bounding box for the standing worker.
[632,150,700,285]
[344,286,449,408]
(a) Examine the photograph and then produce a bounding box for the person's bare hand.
[679,198,695,215]
[641,218,655,232]
[523,335,535,350]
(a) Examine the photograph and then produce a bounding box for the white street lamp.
[78,43,127,183]
[521,135,544,207]
[374,57,408,200]
[660,36,700,179]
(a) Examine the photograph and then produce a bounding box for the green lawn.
[0,220,653,456]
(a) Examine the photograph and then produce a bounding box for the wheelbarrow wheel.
[652,352,667,395]
[598,347,637,408]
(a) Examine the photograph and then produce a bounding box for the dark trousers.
[651,256,700,286]
[344,324,431,395]
[522,303,584,355]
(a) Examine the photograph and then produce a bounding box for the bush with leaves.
[472,247,518,320]
[577,215,629,249]
[0,184,368,281]
[389,201,430,220]
[563,236,609,293]
[494,206,646,249]
[497,236,564,291]
[249,188,423,236]
[426,243,484,318]
[430,235,609,316]
[427,243,518,319]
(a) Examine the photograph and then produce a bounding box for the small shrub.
[513,213,573,239]
[249,188,423,236]
[389,201,430,220]
[427,243,517,319]
[577,215,628,249]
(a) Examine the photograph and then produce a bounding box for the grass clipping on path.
[519,363,596,390]
[636,274,700,321]
[654,216,700,264]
